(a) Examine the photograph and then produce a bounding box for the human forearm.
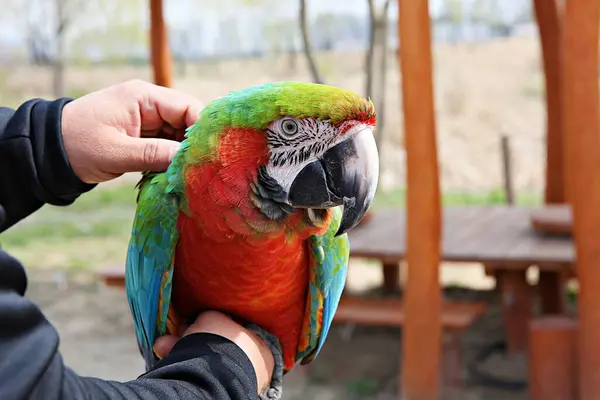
[0,99,95,232]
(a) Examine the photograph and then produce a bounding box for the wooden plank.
[562,0,600,398]
[150,0,172,87]
[348,207,575,265]
[98,267,126,287]
[334,296,487,331]
[398,0,442,398]
[455,207,520,261]
[534,0,566,204]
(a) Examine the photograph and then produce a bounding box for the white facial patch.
[264,118,370,195]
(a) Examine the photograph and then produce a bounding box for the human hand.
[61,79,203,184]
[154,311,275,394]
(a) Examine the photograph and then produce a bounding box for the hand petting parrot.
[125,81,379,398]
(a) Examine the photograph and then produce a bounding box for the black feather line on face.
[266,118,341,167]
[252,167,294,220]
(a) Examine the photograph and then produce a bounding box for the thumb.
[153,335,180,359]
[118,137,180,173]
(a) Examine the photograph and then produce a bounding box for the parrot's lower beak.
[288,127,379,236]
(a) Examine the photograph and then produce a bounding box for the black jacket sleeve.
[0,100,260,399]
[0,98,96,232]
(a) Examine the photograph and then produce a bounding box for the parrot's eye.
[280,118,299,138]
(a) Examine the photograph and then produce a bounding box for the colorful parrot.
[125,81,379,396]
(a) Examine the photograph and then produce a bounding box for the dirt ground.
[27,269,531,400]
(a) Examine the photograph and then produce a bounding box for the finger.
[137,84,203,133]
[154,335,180,359]
[114,136,180,174]
[185,311,236,337]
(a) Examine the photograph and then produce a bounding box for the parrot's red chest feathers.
[169,127,331,370]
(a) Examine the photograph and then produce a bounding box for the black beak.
[288,128,379,236]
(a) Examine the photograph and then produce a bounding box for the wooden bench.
[98,267,126,287]
[334,295,488,387]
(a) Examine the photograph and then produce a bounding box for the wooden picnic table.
[345,204,575,356]
[348,205,574,267]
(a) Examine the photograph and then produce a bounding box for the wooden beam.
[534,0,565,204]
[562,0,600,398]
[398,1,442,399]
[150,0,172,87]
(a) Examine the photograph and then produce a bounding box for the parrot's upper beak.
[288,126,379,236]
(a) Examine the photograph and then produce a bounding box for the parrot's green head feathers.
[181,81,380,236]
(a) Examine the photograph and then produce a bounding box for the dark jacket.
[0,98,258,400]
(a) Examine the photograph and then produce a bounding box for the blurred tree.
[488,0,513,37]
[264,20,283,55]
[374,0,391,150]
[52,0,86,96]
[218,17,241,57]
[263,18,299,72]
[5,0,104,96]
[172,24,194,77]
[365,0,376,98]
[68,0,147,65]
[299,0,323,83]
[237,0,278,58]
[514,1,533,24]
[438,0,463,43]
[469,0,490,24]
[314,13,336,51]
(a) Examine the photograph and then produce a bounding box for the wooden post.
[150,0,172,87]
[399,0,442,399]
[534,0,565,204]
[498,270,532,355]
[382,262,400,293]
[538,270,565,314]
[529,316,577,400]
[562,0,600,398]
[500,135,515,205]
[534,0,568,319]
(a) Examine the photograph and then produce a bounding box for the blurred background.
[0,0,547,399]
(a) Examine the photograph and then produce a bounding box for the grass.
[0,183,542,272]
[0,184,138,270]
[372,187,541,209]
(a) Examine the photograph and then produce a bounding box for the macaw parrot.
[125,81,379,397]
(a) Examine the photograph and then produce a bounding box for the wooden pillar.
[399,0,442,399]
[538,269,565,314]
[534,0,567,319]
[534,0,565,204]
[562,0,600,398]
[498,270,532,355]
[529,316,577,400]
[382,262,400,293]
[150,0,172,87]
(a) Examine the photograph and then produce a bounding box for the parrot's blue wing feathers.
[125,172,179,370]
[298,207,350,364]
